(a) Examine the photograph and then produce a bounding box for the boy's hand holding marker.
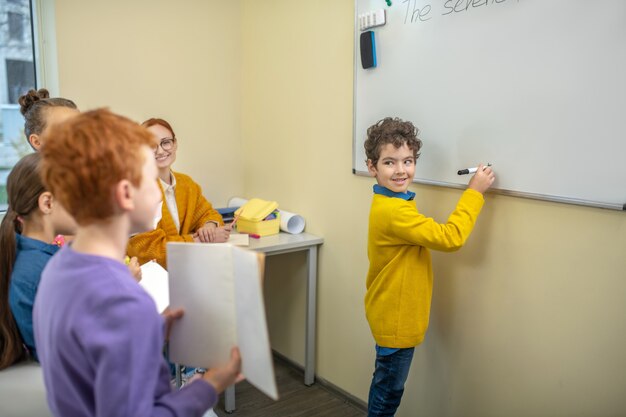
[466,163,495,194]
[457,163,492,175]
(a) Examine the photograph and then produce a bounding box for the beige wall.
[54,0,243,206]
[54,1,626,416]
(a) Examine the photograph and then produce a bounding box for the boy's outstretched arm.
[390,165,495,251]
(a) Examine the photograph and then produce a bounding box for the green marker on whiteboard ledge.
[385,0,392,6]
[457,163,492,175]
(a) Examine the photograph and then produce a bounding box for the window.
[1,0,38,211]
[6,59,34,103]
[7,11,24,41]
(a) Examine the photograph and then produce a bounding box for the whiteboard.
[353,0,626,210]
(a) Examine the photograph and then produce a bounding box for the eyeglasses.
[154,137,176,152]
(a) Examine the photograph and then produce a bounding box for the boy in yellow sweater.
[364,117,494,416]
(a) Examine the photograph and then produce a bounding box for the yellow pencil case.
[234,198,280,237]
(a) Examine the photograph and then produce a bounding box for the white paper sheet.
[138,261,169,313]
[232,249,277,399]
[167,242,278,400]
[227,233,249,247]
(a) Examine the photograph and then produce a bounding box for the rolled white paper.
[279,209,305,234]
[227,197,306,234]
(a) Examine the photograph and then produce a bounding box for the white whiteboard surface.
[353,0,626,210]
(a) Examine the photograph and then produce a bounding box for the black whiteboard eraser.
[360,31,377,69]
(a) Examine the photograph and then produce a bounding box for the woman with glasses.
[126,118,230,268]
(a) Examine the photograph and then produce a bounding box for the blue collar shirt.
[373,184,415,201]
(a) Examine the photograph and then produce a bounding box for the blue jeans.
[368,347,415,417]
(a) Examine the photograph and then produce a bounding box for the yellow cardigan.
[126,171,223,268]
[365,188,484,348]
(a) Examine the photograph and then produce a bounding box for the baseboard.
[272,350,368,413]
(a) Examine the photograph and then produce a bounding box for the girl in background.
[0,153,77,369]
[18,88,78,150]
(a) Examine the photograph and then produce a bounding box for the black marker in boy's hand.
[468,163,495,194]
[457,163,492,175]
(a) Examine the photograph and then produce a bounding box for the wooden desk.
[175,232,324,413]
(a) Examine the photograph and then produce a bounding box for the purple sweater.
[33,245,217,416]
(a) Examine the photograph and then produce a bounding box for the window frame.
[0,0,59,214]
[32,0,61,95]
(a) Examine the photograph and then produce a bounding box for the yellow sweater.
[365,188,484,348]
[126,171,223,268]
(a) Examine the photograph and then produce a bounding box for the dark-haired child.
[364,117,495,416]
[18,88,78,150]
[0,153,76,369]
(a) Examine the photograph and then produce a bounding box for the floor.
[214,356,366,417]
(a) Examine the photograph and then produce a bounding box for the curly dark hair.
[364,117,422,165]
